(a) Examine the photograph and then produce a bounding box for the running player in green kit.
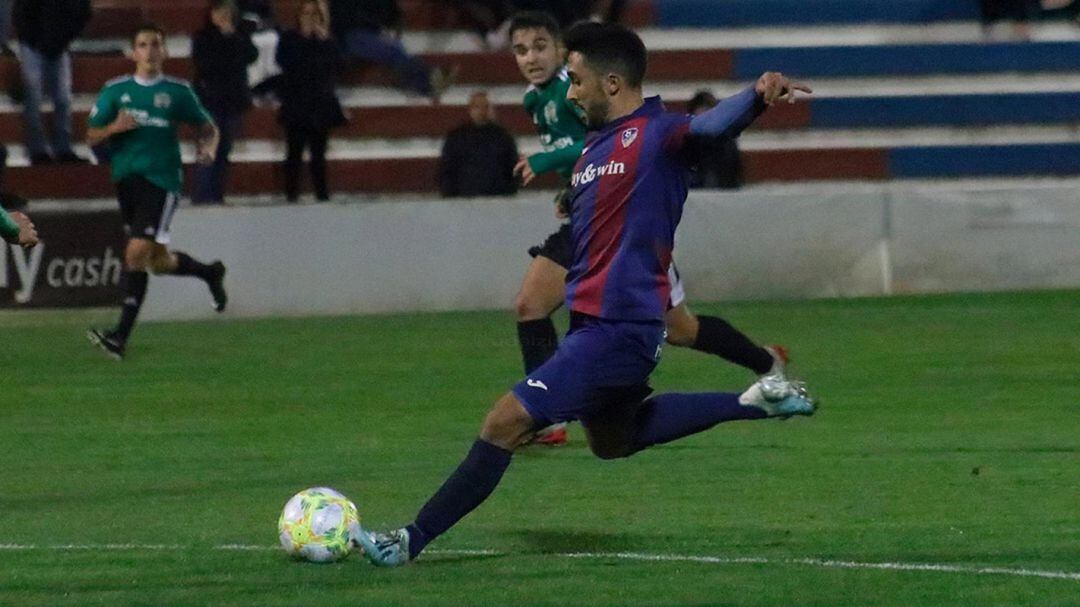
[86,24,226,360]
[507,13,791,445]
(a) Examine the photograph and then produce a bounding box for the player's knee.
[513,292,550,321]
[124,241,152,270]
[478,393,536,451]
[664,312,698,347]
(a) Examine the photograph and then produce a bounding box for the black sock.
[693,315,774,375]
[517,319,558,374]
[171,251,214,282]
[407,439,513,559]
[113,270,148,342]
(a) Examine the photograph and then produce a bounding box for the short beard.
[584,97,610,129]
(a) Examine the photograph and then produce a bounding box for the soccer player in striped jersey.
[357,23,815,566]
[508,12,790,446]
[86,24,226,360]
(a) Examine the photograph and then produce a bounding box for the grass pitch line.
[562,552,1080,581]
[3,544,1079,581]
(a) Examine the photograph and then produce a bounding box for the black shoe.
[55,151,88,164]
[209,261,227,312]
[29,153,54,166]
[87,328,125,360]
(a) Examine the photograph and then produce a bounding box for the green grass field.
[2,290,1078,606]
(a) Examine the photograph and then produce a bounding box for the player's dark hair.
[508,11,561,42]
[564,22,647,88]
[131,23,167,46]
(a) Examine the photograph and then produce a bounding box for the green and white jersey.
[88,74,213,193]
[523,67,588,180]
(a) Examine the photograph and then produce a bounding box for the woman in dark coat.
[276,0,345,202]
[191,0,258,204]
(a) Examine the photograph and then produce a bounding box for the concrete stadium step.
[3,88,1077,145]
[7,140,1080,198]
[8,38,1078,95]
[83,0,654,38]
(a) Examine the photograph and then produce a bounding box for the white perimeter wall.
[140,185,1080,321]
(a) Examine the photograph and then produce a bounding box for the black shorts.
[116,175,179,244]
[528,223,573,270]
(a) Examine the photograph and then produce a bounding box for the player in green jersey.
[507,13,792,445]
[85,24,226,360]
[0,207,38,248]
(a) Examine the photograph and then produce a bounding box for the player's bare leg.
[664,302,787,377]
[513,255,569,444]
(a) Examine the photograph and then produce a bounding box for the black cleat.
[87,328,125,361]
[209,261,228,312]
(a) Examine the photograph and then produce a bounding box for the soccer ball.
[278,487,361,563]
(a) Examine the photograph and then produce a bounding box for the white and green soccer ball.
[278,487,361,563]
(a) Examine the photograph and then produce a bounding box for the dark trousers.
[284,126,330,201]
[341,30,432,96]
[192,110,242,204]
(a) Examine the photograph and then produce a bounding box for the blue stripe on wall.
[733,42,1080,79]
[811,93,1080,128]
[657,0,979,27]
[889,144,1080,177]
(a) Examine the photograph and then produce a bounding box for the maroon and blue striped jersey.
[564,92,762,321]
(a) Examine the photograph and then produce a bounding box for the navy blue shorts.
[512,313,665,427]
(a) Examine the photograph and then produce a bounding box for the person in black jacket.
[439,91,518,197]
[192,0,258,204]
[277,0,345,202]
[12,0,91,164]
[683,90,743,190]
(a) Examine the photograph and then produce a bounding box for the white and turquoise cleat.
[739,375,817,418]
[353,527,411,567]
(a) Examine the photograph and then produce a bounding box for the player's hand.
[196,147,216,165]
[755,72,812,105]
[8,211,39,248]
[110,111,139,135]
[553,187,570,219]
[514,155,537,186]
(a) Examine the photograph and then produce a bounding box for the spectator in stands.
[438,91,518,197]
[277,0,346,202]
[192,0,259,205]
[683,90,743,190]
[328,0,455,102]
[588,0,628,23]
[0,0,14,55]
[12,0,91,165]
[980,0,1038,40]
[237,0,274,31]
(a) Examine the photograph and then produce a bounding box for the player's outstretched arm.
[689,72,812,140]
[0,209,39,248]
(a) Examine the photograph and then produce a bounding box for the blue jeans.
[192,111,242,204]
[18,43,74,157]
[341,30,432,96]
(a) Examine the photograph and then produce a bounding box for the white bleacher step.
[70,21,1080,57]
[6,124,1077,167]
[3,72,1079,116]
